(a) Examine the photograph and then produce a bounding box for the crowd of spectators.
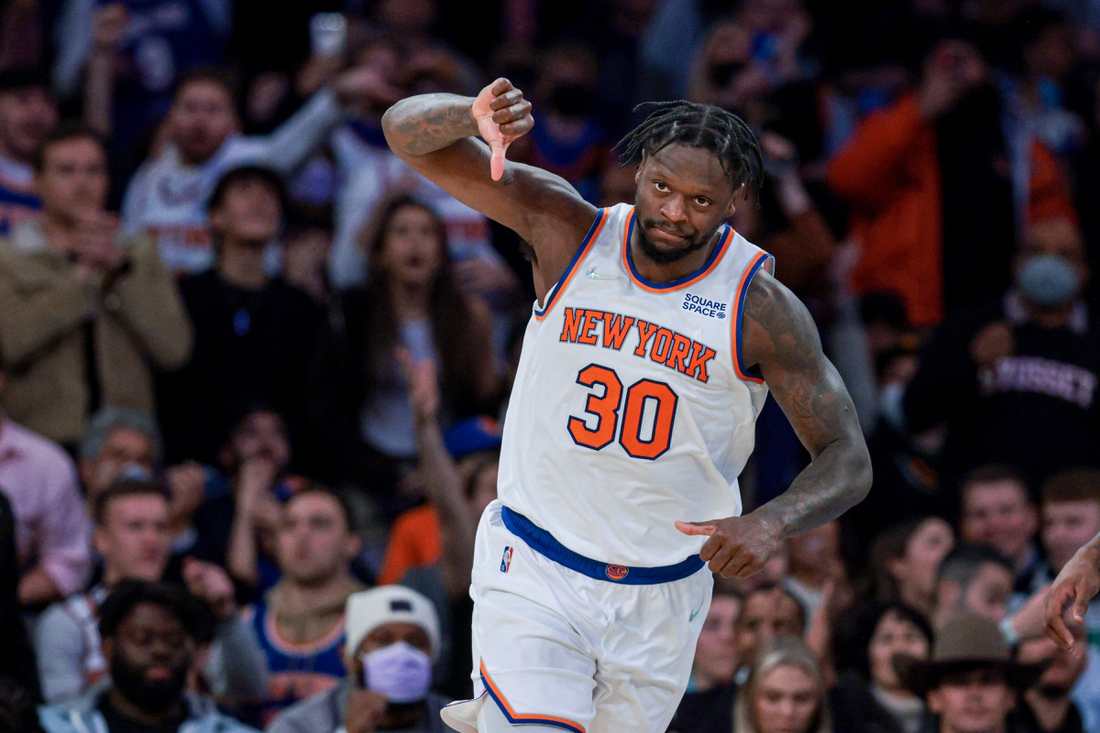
[2,0,1100,732]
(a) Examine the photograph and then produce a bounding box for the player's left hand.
[675,512,782,579]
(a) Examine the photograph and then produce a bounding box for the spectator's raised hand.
[182,557,237,619]
[396,348,440,426]
[918,40,987,120]
[471,78,534,181]
[236,457,280,530]
[1046,542,1100,653]
[92,3,129,50]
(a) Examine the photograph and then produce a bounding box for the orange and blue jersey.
[498,202,774,569]
[247,599,347,725]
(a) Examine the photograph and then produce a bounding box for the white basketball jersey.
[499,203,775,567]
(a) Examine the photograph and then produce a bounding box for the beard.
[111,651,189,716]
[635,218,713,265]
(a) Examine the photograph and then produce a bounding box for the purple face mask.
[361,641,432,703]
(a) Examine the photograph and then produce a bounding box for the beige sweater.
[0,220,193,445]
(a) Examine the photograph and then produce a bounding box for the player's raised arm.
[382,78,596,286]
[677,271,872,578]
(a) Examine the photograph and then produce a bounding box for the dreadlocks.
[616,101,763,192]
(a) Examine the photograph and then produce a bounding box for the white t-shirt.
[121,89,344,275]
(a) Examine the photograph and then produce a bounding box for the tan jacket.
[0,220,193,445]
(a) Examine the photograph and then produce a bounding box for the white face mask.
[360,641,432,704]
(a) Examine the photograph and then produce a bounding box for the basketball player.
[1046,531,1100,652]
[383,79,872,733]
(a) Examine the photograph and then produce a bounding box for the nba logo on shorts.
[605,564,629,581]
[500,546,513,573]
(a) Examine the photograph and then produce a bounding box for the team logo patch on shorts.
[500,546,513,573]
[605,564,629,581]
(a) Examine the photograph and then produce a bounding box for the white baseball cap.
[344,586,441,662]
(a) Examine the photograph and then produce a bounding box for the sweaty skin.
[382,79,871,578]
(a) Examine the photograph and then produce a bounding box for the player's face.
[0,86,57,163]
[170,80,239,164]
[752,665,820,733]
[632,143,738,266]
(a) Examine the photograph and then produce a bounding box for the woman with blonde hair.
[734,637,832,733]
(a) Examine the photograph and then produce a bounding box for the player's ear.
[726,184,744,218]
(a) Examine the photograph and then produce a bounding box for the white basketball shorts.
[441,500,713,733]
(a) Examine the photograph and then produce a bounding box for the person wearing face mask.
[37,580,260,733]
[266,585,448,733]
[904,215,1100,503]
[510,45,610,205]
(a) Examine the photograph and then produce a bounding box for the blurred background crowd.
[1,0,1100,731]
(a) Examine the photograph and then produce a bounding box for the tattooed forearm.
[382,93,480,156]
[741,272,872,538]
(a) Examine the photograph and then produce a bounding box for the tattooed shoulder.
[741,269,823,375]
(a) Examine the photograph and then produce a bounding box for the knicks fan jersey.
[499,203,774,567]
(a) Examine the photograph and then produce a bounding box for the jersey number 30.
[568,364,678,460]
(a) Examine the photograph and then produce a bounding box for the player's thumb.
[489,139,508,181]
[675,520,717,537]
